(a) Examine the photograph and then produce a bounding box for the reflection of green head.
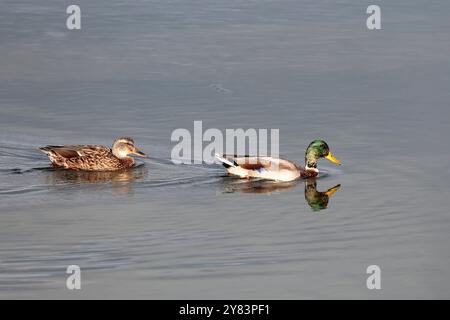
[309,200,329,212]
[305,139,330,168]
[304,178,341,212]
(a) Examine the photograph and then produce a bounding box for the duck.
[215,139,341,182]
[39,137,147,171]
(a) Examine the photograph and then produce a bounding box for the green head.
[305,139,341,169]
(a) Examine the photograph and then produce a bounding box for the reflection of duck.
[44,165,148,194]
[39,137,147,171]
[216,139,340,182]
[304,178,340,211]
[220,176,341,211]
[222,178,298,194]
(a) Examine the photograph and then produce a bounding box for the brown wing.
[42,145,110,159]
[224,156,299,171]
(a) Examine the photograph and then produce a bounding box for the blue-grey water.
[1,0,450,299]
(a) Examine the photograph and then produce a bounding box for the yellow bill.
[325,184,341,198]
[325,152,341,165]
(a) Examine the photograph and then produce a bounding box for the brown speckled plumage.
[39,138,146,171]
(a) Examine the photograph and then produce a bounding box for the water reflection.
[221,177,341,211]
[304,178,341,212]
[43,165,148,194]
[222,178,298,194]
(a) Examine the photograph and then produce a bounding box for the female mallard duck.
[215,139,341,182]
[39,137,147,171]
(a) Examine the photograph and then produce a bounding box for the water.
[1,0,450,299]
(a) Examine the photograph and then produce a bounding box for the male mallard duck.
[215,139,341,182]
[39,137,147,171]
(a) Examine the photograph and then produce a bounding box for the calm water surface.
[1,0,450,298]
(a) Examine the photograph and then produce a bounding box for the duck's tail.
[39,146,55,155]
[38,146,67,168]
[215,153,237,168]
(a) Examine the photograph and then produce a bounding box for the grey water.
[1,0,450,299]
